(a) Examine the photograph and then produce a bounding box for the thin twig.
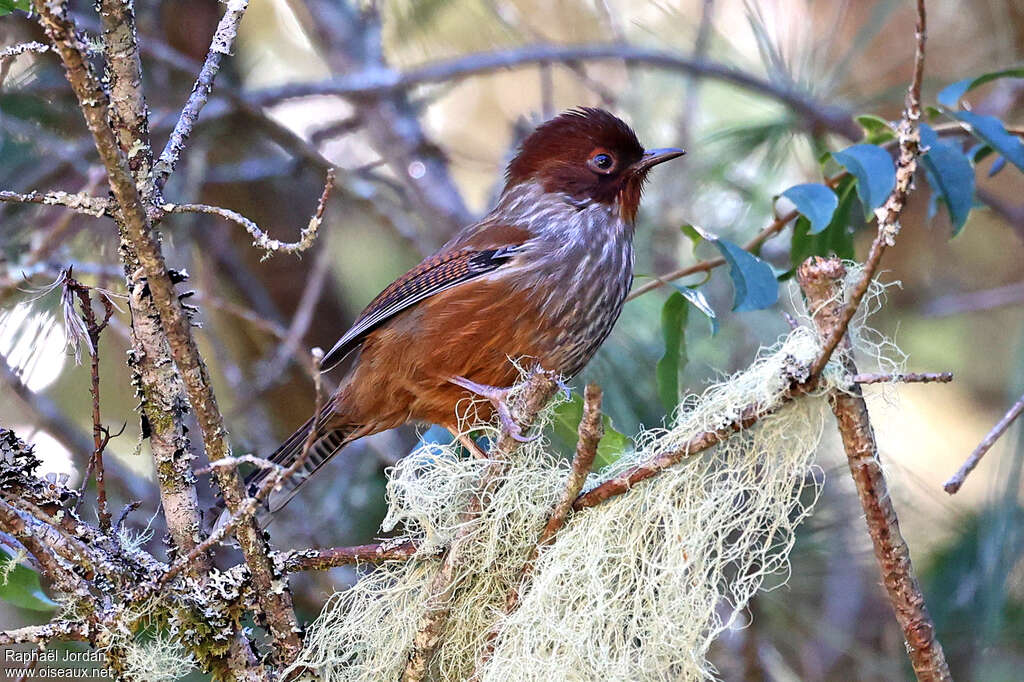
[808,0,926,379]
[162,168,336,257]
[64,274,114,531]
[944,391,1024,494]
[850,372,952,385]
[798,255,950,682]
[153,0,250,190]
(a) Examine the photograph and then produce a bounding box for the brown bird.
[249,107,683,513]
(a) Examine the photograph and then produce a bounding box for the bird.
[245,107,683,515]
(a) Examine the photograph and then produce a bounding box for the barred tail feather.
[213,419,355,530]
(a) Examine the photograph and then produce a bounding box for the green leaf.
[790,176,857,269]
[937,68,1024,108]
[0,549,57,612]
[551,396,630,469]
[949,110,1024,172]
[679,224,703,248]
[656,292,689,412]
[711,238,779,312]
[919,123,976,235]
[781,183,839,234]
[670,284,718,335]
[855,114,897,144]
[0,0,30,14]
[832,143,896,214]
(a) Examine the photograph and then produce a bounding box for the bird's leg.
[446,427,489,460]
[448,375,539,443]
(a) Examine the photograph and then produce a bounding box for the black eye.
[588,152,616,174]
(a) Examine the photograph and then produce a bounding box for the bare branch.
[944,391,1024,494]
[850,372,952,385]
[249,44,861,141]
[798,255,951,682]
[162,168,336,257]
[153,0,250,191]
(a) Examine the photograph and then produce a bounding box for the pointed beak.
[634,147,686,172]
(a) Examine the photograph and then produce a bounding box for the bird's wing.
[320,240,526,371]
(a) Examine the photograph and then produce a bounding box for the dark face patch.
[504,108,650,215]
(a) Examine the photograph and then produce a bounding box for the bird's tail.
[213,417,357,530]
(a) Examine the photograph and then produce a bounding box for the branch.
[31,0,301,665]
[573,378,818,509]
[850,372,952,385]
[159,348,326,587]
[0,189,110,217]
[162,168,336,257]
[0,498,91,601]
[0,621,88,647]
[944,390,1024,494]
[807,0,926,379]
[521,384,602,580]
[402,371,560,682]
[474,384,604,675]
[278,540,422,572]
[249,43,861,141]
[0,41,50,62]
[153,0,250,191]
[63,274,114,531]
[797,256,951,682]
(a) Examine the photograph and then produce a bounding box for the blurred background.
[1,0,1022,679]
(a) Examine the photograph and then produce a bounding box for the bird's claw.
[554,377,572,401]
[449,375,540,442]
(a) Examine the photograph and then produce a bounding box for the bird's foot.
[449,375,539,443]
[449,430,489,460]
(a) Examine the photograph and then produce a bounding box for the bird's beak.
[634,147,686,172]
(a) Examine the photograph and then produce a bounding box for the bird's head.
[504,107,684,222]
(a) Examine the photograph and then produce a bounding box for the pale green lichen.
[286,272,902,681]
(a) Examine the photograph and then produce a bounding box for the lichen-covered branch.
[0,621,88,647]
[0,189,110,216]
[401,371,560,682]
[153,0,250,191]
[31,0,302,667]
[797,256,951,682]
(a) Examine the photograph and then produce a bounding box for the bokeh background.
[1,1,1023,679]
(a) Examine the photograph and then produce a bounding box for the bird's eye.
[587,151,616,174]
